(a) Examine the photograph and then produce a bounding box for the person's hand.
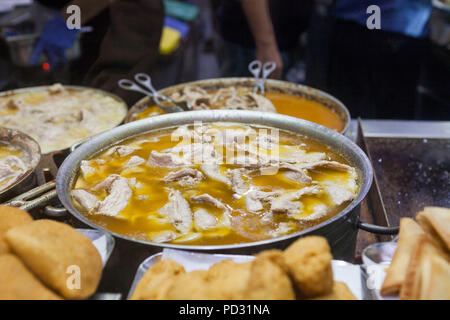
[30,14,80,68]
[255,42,283,79]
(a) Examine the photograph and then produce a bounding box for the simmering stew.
[72,123,358,245]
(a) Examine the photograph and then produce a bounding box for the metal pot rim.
[56,110,373,251]
[126,77,351,135]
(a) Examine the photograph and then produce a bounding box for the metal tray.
[127,249,373,300]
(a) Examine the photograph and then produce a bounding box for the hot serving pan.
[125,78,351,135]
[0,127,41,202]
[0,85,128,205]
[57,111,396,259]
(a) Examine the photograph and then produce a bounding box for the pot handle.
[357,221,399,235]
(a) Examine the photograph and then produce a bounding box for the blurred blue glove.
[30,15,80,68]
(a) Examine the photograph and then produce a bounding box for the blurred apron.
[83,0,164,106]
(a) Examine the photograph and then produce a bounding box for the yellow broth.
[133,90,345,132]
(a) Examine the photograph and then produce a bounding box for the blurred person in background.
[212,0,313,79]
[34,0,164,105]
[306,0,433,119]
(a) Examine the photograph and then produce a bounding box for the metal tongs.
[118,73,192,113]
[248,60,276,95]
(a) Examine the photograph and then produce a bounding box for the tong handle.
[248,60,262,79]
[118,79,154,97]
[118,73,182,111]
[248,60,276,95]
[4,180,58,211]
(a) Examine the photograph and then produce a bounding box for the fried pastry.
[162,270,212,300]
[254,249,290,273]
[283,236,333,298]
[381,218,424,296]
[399,236,450,300]
[5,219,102,299]
[311,282,356,300]
[416,207,450,252]
[207,260,252,299]
[0,238,8,255]
[0,254,61,300]
[0,205,33,237]
[244,257,295,300]
[130,259,185,300]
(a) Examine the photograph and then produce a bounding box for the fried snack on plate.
[283,236,333,298]
[244,257,295,300]
[5,219,102,299]
[130,259,185,300]
[0,254,61,300]
[311,282,357,300]
[206,260,252,299]
[399,236,450,300]
[163,270,213,300]
[381,218,424,296]
[0,205,33,237]
[254,249,290,273]
[416,207,450,252]
[0,238,9,255]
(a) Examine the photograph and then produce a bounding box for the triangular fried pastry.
[416,207,450,252]
[399,236,450,300]
[381,218,424,296]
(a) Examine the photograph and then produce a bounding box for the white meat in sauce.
[158,189,193,234]
[147,150,190,167]
[270,186,322,215]
[163,168,204,187]
[93,175,132,216]
[72,189,98,211]
[193,209,217,230]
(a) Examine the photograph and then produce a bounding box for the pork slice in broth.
[158,189,193,234]
[94,175,132,216]
[72,189,98,211]
[162,168,204,187]
[147,150,191,167]
[270,186,321,215]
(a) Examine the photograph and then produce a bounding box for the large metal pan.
[0,85,128,204]
[125,78,351,135]
[0,127,41,202]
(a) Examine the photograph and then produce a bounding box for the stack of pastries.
[130,236,356,300]
[381,207,450,300]
[0,205,102,300]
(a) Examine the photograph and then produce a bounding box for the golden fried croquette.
[131,259,185,300]
[0,205,33,237]
[207,260,252,299]
[254,249,290,273]
[163,270,213,300]
[311,282,356,300]
[283,236,333,298]
[245,257,295,300]
[5,219,102,300]
[0,254,61,300]
[0,238,9,255]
